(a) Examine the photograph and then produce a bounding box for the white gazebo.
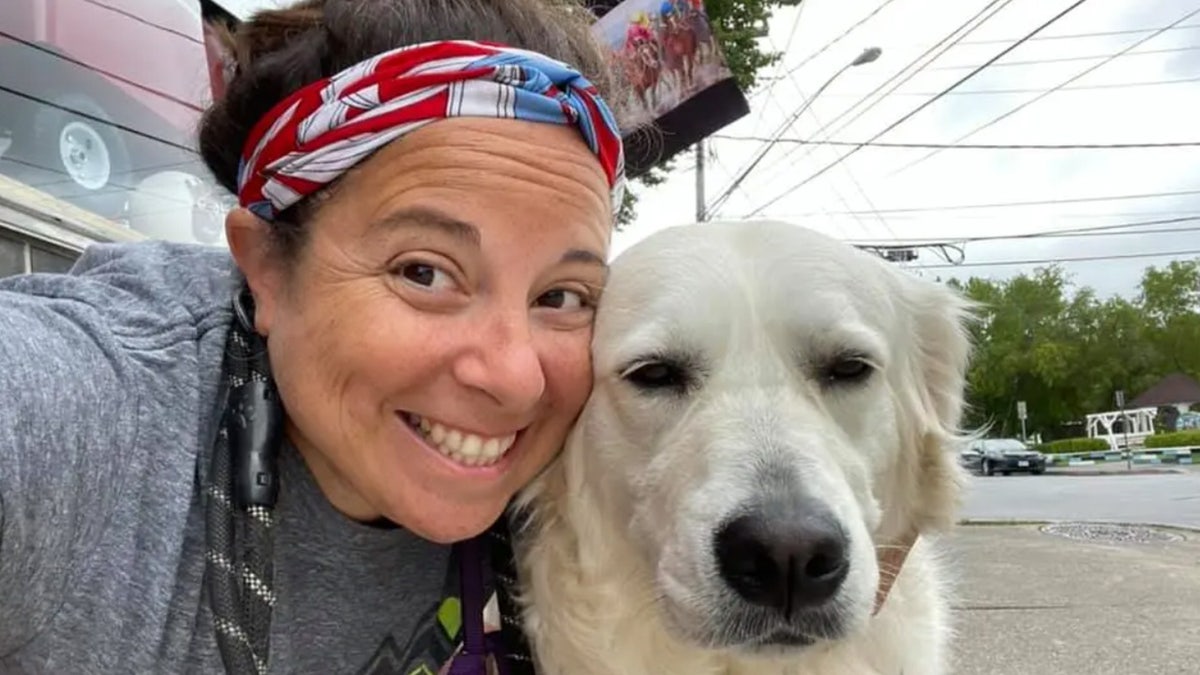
[1085,407,1158,450]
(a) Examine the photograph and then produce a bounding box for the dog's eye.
[622,360,691,393]
[825,357,873,383]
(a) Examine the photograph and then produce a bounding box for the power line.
[748,48,897,240]
[746,0,1020,191]
[784,209,1200,221]
[913,248,1200,269]
[769,19,1200,176]
[759,45,1200,83]
[786,83,901,241]
[748,0,1097,217]
[786,212,1200,226]
[926,44,1200,70]
[755,0,902,99]
[739,1,899,215]
[890,5,1200,177]
[941,224,1200,240]
[748,0,812,135]
[824,74,1200,97]
[844,215,1200,244]
[743,18,1200,196]
[708,50,882,217]
[713,137,1200,150]
[771,189,1200,217]
[956,22,1200,45]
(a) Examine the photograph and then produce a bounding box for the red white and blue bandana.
[237,40,626,222]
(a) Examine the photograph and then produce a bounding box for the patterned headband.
[237,40,626,222]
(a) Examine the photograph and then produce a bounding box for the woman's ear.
[226,207,284,337]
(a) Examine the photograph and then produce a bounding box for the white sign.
[1115,390,1126,409]
[1016,400,1027,420]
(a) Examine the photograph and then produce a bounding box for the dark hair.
[198,0,622,259]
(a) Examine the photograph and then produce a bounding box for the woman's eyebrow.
[368,206,481,247]
[561,248,607,268]
[370,206,606,269]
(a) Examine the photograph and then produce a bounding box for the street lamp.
[701,46,882,220]
[851,46,882,66]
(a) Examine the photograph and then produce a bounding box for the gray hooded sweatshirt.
[0,240,457,674]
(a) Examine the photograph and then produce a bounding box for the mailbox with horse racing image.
[589,0,750,178]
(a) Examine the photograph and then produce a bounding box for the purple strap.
[448,535,509,675]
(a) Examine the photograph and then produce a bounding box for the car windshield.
[984,439,1029,452]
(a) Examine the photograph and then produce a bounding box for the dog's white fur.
[512,220,974,675]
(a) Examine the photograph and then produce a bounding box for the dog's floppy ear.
[884,278,977,538]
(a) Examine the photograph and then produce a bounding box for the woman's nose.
[452,311,547,411]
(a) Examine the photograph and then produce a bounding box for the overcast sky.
[613,0,1200,299]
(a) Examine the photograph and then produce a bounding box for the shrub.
[1035,437,1110,454]
[1145,430,1200,448]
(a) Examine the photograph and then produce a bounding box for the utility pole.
[695,139,706,222]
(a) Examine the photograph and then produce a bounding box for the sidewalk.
[946,524,1200,674]
[1045,462,1192,476]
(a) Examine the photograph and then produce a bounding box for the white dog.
[512,219,974,675]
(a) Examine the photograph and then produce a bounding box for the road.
[960,468,1200,529]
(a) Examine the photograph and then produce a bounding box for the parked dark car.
[966,438,1047,476]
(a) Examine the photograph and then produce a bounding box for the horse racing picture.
[592,0,735,127]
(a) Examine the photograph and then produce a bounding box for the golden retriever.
[513,219,974,675]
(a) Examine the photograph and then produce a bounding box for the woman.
[0,0,626,673]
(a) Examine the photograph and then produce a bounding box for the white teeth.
[405,414,518,467]
[460,435,482,458]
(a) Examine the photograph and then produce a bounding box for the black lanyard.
[205,288,538,675]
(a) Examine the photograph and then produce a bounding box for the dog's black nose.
[714,505,850,616]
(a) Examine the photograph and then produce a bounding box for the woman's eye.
[536,288,591,311]
[397,262,455,291]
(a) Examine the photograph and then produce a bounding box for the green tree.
[617,0,789,226]
[1138,260,1200,374]
[957,267,1085,436]
[954,258,1200,441]
[1078,295,1158,412]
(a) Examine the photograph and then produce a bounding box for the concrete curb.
[1043,467,1186,476]
[958,517,1200,535]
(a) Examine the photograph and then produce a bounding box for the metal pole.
[1123,406,1132,471]
[1020,417,1027,443]
[695,140,706,221]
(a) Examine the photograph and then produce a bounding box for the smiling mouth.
[400,412,519,468]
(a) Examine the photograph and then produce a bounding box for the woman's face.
[230,118,612,543]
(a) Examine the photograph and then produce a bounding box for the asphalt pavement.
[960,465,1200,529]
[947,523,1200,675]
